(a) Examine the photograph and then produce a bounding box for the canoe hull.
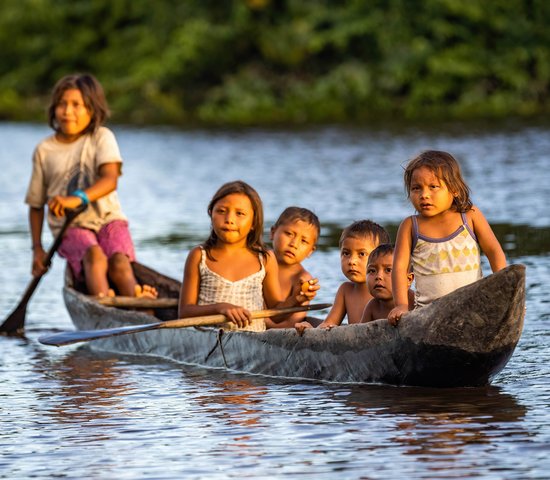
[63,264,525,387]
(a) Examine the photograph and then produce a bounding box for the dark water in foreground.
[1,122,549,479]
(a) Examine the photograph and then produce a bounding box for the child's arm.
[29,206,47,276]
[468,207,507,273]
[388,218,413,325]
[48,163,120,217]
[266,271,314,328]
[177,247,251,329]
[317,284,347,329]
[263,252,319,309]
[295,284,344,335]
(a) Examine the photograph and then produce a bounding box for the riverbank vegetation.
[1,0,548,126]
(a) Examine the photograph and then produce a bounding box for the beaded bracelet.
[72,189,90,206]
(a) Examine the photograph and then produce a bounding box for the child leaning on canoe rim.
[295,219,390,334]
[25,73,157,299]
[177,180,319,332]
[264,206,321,329]
[387,150,506,326]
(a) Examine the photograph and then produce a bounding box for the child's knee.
[83,245,108,267]
[108,252,132,275]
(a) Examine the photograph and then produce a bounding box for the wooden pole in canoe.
[95,296,179,309]
[38,303,332,346]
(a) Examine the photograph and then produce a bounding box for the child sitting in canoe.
[388,150,506,326]
[178,180,319,331]
[265,206,320,329]
[25,73,156,299]
[360,243,414,323]
[295,219,390,334]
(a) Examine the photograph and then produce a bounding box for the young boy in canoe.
[295,220,390,334]
[360,243,415,323]
[265,207,321,329]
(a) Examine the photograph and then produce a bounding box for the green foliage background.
[1,0,549,126]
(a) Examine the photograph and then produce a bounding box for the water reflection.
[343,385,528,457]
[32,348,131,430]
[188,375,269,458]
[0,336,538,479]
[1,120,548,479]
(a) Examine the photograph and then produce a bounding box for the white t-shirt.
[25,126,127,236]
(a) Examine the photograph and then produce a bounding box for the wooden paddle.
[1,205,87,334]
[38,303,332,346]
[95,296,179,309]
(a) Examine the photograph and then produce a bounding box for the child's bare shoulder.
[185,245,203,264]
[339,281,358,297]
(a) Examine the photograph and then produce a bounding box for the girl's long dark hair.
[203,180,267,260]
[48,73,110,134]
[404,150,473,212]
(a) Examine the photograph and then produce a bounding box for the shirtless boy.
[361,243,414,323]
[296,219,390,333]
[266,207,320,329]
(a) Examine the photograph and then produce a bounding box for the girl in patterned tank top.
[388,150,506,325]
[178,181,319,331]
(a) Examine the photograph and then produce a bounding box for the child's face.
[409,166,455,217]
[271,220,317,266]
[340,235,378,283]
[55,89,92,140]
[210,193,254,245]
[366,253,394,300]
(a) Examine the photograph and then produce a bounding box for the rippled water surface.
[1,121,549,479]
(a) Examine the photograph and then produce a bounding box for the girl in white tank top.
[411,213,482,307]
[389,150,506,325]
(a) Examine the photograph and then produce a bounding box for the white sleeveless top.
[411,213,482,307]
[198,247,266,332]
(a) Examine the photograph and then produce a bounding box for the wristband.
[72,189,90,206]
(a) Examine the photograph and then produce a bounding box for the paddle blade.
[1,205,88,334]
[0,303,27,335]
[38,322,160,346]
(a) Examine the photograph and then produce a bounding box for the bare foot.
[134,284,158,299]
[97,288,115,298]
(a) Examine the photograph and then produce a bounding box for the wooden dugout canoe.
[62,263,526,387]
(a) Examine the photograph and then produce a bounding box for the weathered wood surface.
[63,263,525,387]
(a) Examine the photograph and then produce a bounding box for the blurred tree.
[0,0,548,125]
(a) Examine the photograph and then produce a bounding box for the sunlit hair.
[368,243,395,265]
[271,206,320,244]
[48,73,110,134]
[204,180,267,259]
[339,220,390,248]
[404,150,473,212]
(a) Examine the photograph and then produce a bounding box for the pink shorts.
[58,220,136,280]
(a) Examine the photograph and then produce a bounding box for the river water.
[0,121,549,479]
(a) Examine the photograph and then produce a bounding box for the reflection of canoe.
[63,263,525,387]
